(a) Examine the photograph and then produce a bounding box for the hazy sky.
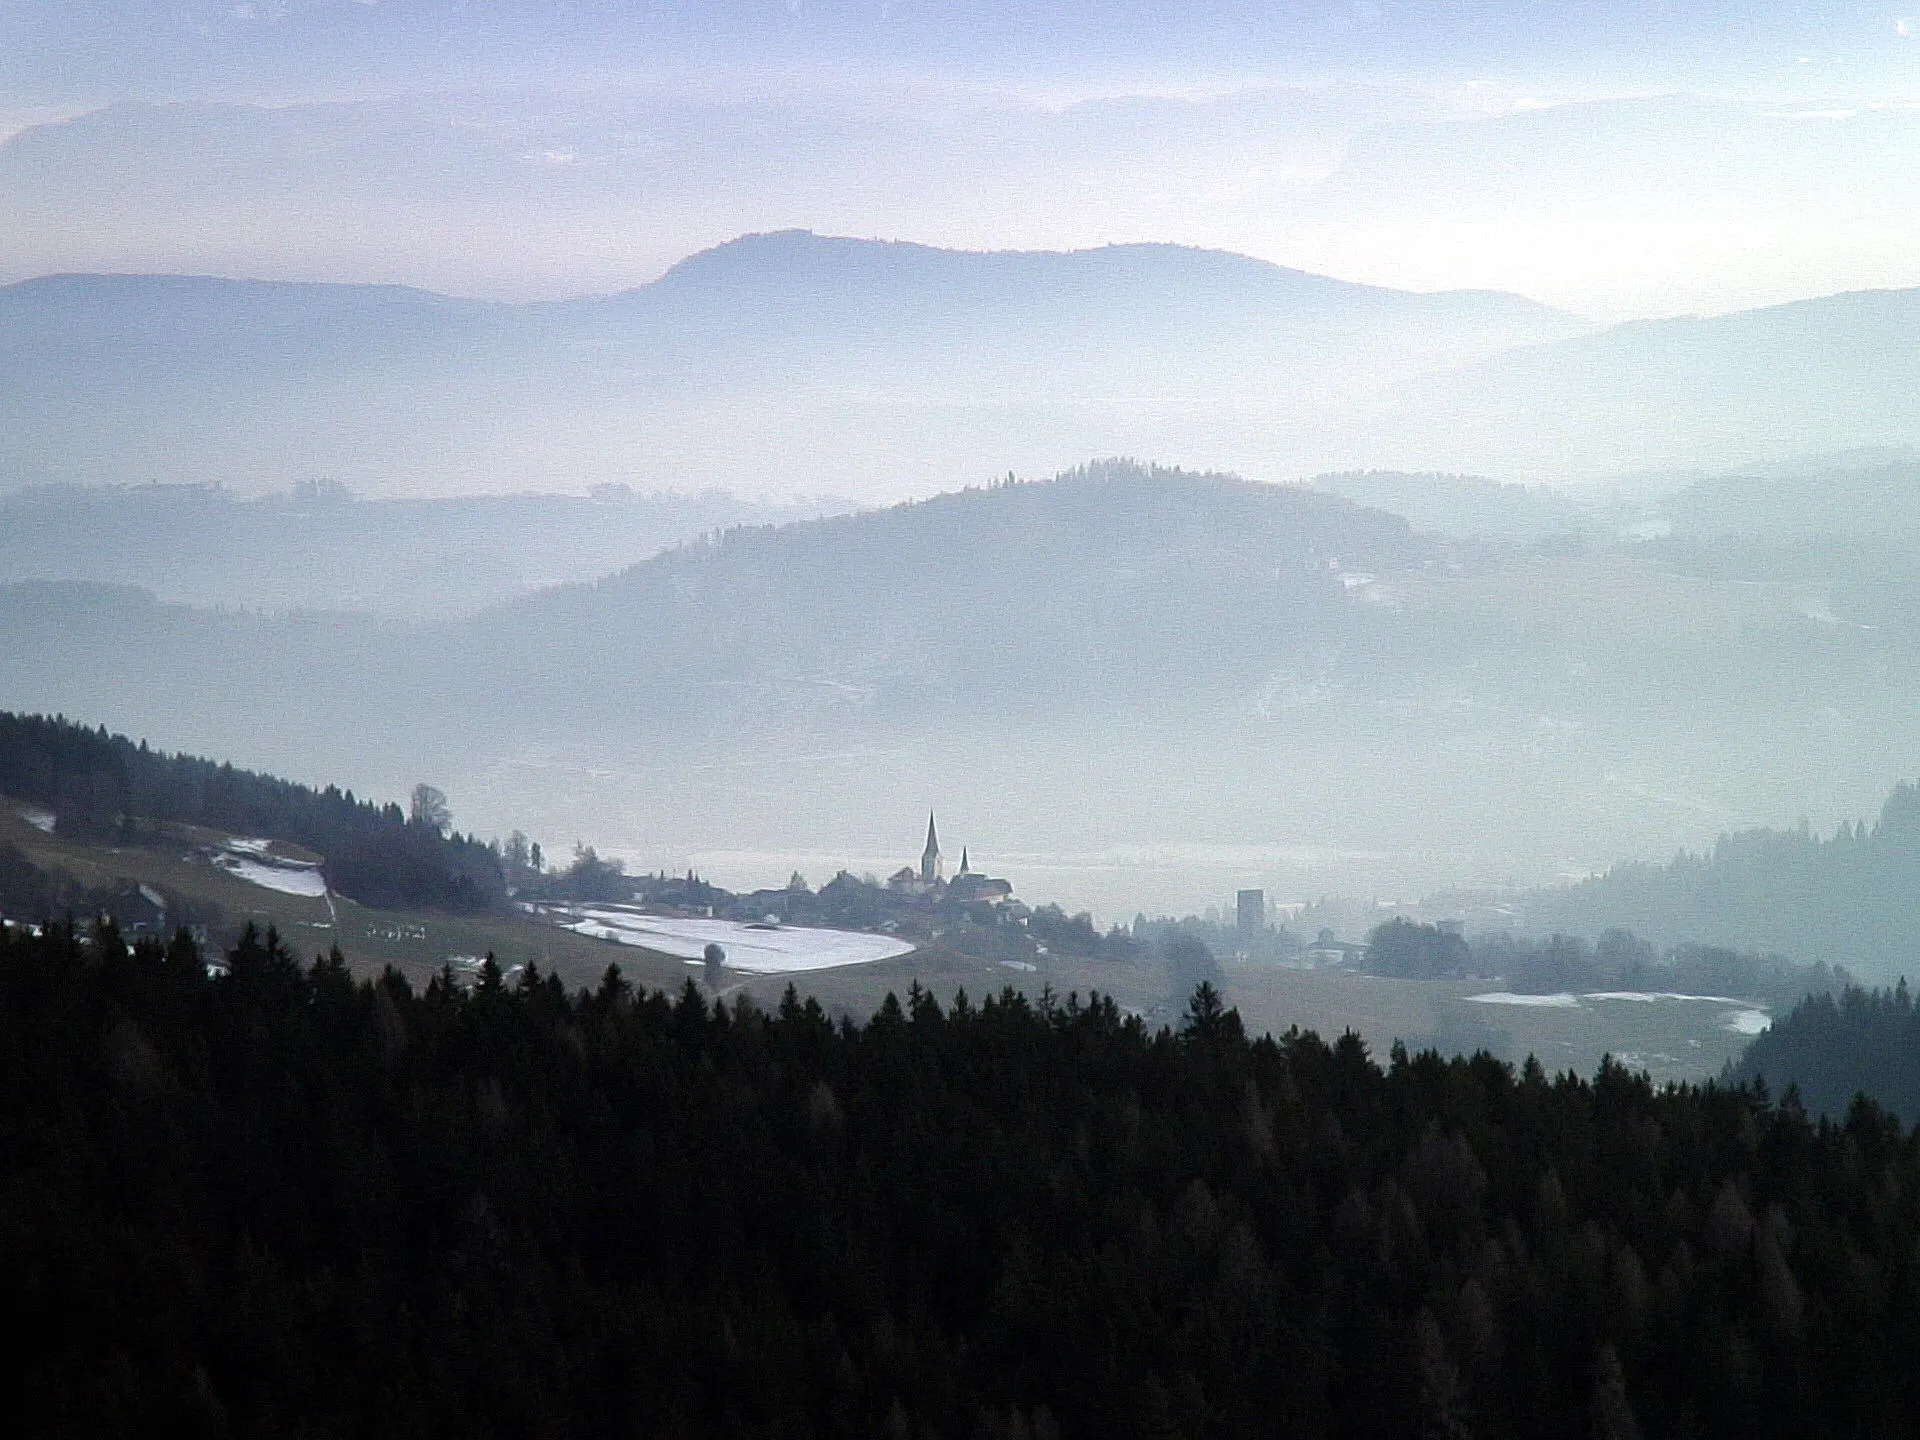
[5,2,1920,316]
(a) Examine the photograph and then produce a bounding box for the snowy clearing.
[558,907,913,973]
[1469,990,1772,1033]
[20,808,54,833]
[214,854,329,898]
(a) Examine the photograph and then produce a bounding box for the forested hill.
[1730,984,1920,1121]
[462,460,1428,732]
[11,919,1920,1437]
[1524,779,1920,979]
[0,712,501,909]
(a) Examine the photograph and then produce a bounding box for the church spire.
[959,847,970,875]
[921,811,942,884]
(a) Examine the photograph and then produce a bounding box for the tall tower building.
[1236,889,1265,938]
[921,812,943,884]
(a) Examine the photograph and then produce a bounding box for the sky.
[4,2,1920,316]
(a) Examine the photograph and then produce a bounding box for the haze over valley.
[11,455,1920,945]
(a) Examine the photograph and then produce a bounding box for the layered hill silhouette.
[8,230,1920,496]
[0,231,1583,496]
[1388,287,1920,475]
[0,463,1439,745]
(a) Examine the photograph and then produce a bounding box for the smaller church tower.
[921,812,943,884]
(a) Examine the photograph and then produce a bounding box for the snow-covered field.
[1469,990,1770,1034]
[558,906,913,973]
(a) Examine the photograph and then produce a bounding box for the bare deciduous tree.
[409,783,451,834]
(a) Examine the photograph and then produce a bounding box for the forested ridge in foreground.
[9,925,1920,1438]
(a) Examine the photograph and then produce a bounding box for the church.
[887,812,1014,906]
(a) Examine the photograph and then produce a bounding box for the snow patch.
[559,906,912,973]
[1584,991,1749,1005]
[20,808,54,833]
[1467,992,1583,1008]
[1722,1008,1772,1035]
[214,853,328,897]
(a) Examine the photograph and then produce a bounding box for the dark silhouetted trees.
[8,920,1920,1436]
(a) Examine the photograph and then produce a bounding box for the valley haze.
[11,454,1920,963]
[21,3,1920,1431]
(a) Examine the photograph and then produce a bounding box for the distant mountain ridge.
[646,230,1561,316]
[8,228,1920,494]
[0,231,1584,496]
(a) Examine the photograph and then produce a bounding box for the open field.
[554,904,914,971]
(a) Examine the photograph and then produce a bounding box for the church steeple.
[921,811,942,884]
[958,847,970,875]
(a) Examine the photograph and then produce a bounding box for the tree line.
[1363,917,1846,1009]
[12,919,1920,1436]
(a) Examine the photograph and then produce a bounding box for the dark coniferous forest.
[11,920,1920,1438]
[1730,983,1920,1121]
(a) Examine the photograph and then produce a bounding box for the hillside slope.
[1387,287,1920,475]
[0,483,838,619]
[1523,780,1920,979]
